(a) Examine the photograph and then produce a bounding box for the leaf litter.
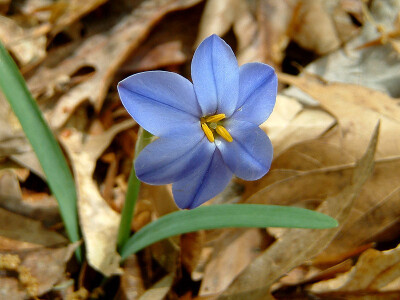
[1,0,400,299]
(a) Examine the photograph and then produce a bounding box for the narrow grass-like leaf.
[0,42,81,259]
[117,128,153,250]
[120,204,338,260]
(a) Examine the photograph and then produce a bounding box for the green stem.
[117,128,153,251]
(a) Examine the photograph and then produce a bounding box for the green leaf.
[120,204,338,260]
[0,42,81,259]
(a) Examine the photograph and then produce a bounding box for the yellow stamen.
[201,123,215,142]
[216,125,233,142]
[205,113,226,123]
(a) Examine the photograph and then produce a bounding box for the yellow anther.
[201,123,215,142]
[216,125,233,142]
[205,114,226,123]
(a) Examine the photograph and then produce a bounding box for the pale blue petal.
[172,149,233,209]
[216,119,273,180]
[191,35,239,117]
[118,71,201,137]
[134,127,213,185]
[231,63,277,125]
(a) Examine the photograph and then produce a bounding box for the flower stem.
[117,127,153,251]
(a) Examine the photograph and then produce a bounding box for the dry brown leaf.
[0,243,78,298]
[60,120,134,276]
[310,243,400,295]
[49,0,109,35]
[138,273,174,300]
[181,231,205,276]
[0,0,10,14]
[196,0,293,66]
[0,94,45,179]
[271,139,354,171]
[0,170,60,226]
[314,156,400,264]
[199,229,267,296]
[290,0,341,55]
[248,129,400,265]
[245,158,354,209]
[120,4,202,73]
[28,0,203,129]
[261,94,335,157]
[278,73,400,159]
[0,207,67,248]
[195,0,238,44]
[118,255,146,300]
[217,122,379,299]
[0,16,47,66]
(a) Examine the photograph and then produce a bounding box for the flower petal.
[135,129,213,185]
[216,120,273,180]
[172,149,233,209]
[118,71,201,137]
[191,34,239,117]
[231,63,277,125]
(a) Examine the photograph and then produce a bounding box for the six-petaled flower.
[117,34,277,209]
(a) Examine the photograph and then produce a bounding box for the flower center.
[200,113,233,143]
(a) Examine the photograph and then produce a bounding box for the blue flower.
[118,34,277,209]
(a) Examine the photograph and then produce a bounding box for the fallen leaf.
[196,0,293,66]
[199,229,267,296]
[0,170,60,226]
[138,273,174,300]
[60,120,134,276]
[261,94,336,157]
[0,243,78,298]
[310,243,400,295]
[314,156,400,264]
[290,0,341,55]
[118,255,146,300]
[28,0,203,129]
[0,0,10,14]
[217,122,379,299]
[279,73,400,159]
[121,4,202,73]
[0,15,47,66]
[49,0,109,36]
[0,94,44,179]
[0,207,67,247]
[284,0,400,103]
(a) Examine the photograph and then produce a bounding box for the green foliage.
[120,204,338,260]
[0,42,81,260]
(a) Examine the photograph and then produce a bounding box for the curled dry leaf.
[0,94,44,179]
[217,122,379,300]
[119,255,146,300]
[262,95,336,157]
[0,243,79,299]
[290,0,341,55]
[60,120,134,276]
[0,16,47,66]
[138,273,174,300]
[49,0,109,36]
[279,73,400,159]
[285,0,400,104]
[196,0,293,66]
[28,0,203,129]
[310,243,400,295]
[0,170,60,226]
[199,229,267,296]
[0,207,67,248]
[314,156,400,264]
